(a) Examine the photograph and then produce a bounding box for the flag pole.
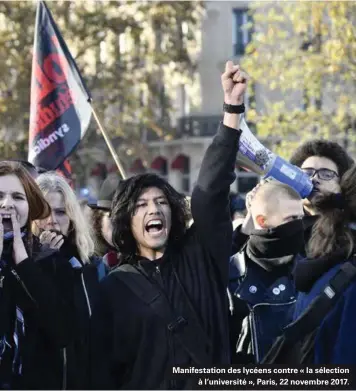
[90,105,127,180]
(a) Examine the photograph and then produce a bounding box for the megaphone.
[237,116,313,198]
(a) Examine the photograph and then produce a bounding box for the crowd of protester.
[0,61,356,389]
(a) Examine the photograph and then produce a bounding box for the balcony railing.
[144,115,258,141]
[144,115,222,141]
[177,115,222,138]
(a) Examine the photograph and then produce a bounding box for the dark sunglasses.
[301,167,339,181]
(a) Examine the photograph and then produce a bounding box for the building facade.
[85,1,355,201]
[129,1,259,196]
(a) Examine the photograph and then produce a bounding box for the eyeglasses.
[301,167,339,181]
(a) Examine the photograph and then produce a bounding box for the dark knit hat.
[290,139,354,177]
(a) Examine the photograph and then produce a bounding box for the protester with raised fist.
[89,61,248,389]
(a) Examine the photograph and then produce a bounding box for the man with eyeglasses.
[290,140,354,248]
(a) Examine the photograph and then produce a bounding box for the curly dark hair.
[308,164,356,260]
[290,139,354,178]
[91,209,115,257]
[111,173,190,263]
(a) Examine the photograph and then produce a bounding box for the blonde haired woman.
[32,172,106,389]
[34,173,94,263]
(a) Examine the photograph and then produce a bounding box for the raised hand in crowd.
[222,61,249,105]
[89,61,247,390]
[10,210,29,265]
[221,61,248,131]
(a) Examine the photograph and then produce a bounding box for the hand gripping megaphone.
[237,116,313,198]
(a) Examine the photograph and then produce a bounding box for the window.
[233,9,253,56]
[130,159,146,174]
[150,156,168,181]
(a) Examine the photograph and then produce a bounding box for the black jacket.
[89,123,240,390]
[0,238,73,389]
[229,249,297,363]
[0,239,104,390]
[229,217,306,364]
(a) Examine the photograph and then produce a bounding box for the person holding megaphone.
[289,140,354,253]
[227,71,355,365]
[232,110,354,247]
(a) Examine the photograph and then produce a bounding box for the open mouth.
[145,219,164,235]
[1,214,13,224]
[0,214,14,231]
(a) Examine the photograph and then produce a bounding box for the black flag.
[28,1,92,170]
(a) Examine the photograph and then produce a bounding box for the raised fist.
[221,61,249,105]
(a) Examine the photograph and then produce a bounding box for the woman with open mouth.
[0,161,73,389]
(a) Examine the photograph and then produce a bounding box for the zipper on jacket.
[10,269,38,306]
[251,299,296,310]
[250,299,296,363]
[249,310,260,363]
[155,265,163,287]
[80,273,92,317]
[62,348,67,390]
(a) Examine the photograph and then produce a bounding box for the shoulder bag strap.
[111,264,212,366]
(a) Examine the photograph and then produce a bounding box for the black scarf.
[247,219,305,271]
[60,235,79,257]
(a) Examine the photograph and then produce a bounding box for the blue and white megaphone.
[237,116,313,198]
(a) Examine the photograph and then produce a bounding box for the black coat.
[89,123,241,390]
[0,238,104,390]
[229,250,297,363]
